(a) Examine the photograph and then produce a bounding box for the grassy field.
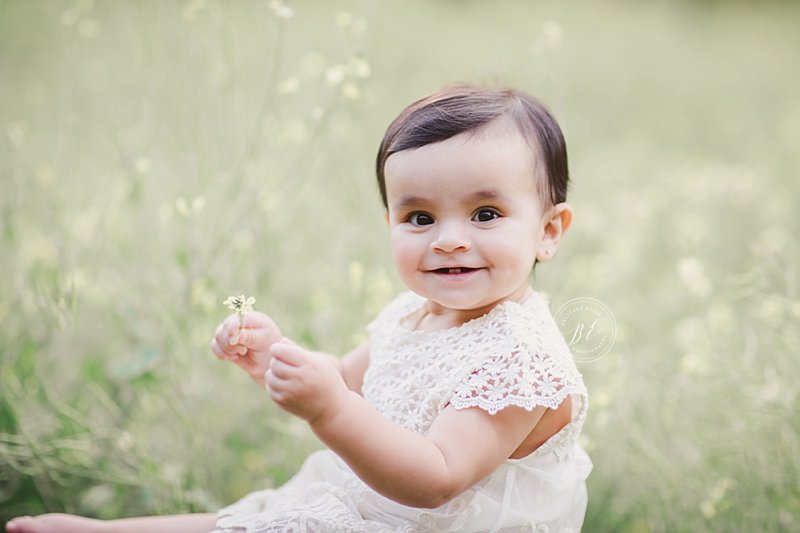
[1,0,799,530]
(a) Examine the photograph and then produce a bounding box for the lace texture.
[363,291,587,459]
[215,484,364,533]
[213,291,591,532]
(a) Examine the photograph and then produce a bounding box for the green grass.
[1,0,799,530]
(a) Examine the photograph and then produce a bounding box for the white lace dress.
[213,291,592,533]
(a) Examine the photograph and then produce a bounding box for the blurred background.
[1,0,798,530]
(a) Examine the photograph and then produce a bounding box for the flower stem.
[232,314,244,344]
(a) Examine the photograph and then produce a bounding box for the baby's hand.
[266,340,348,423]
[211,312,282,386]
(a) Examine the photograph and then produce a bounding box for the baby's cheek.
[390,239,421,271]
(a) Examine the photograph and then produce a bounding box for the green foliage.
[1,0,798,530]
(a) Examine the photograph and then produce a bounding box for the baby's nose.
[430,223,471,253]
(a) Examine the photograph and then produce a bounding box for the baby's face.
[384,120,549,315]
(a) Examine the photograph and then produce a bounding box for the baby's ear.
[536,203,573,261]
[548,203,573,236]
[384,210,390,224]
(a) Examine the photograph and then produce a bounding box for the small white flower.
[269,1,294,19]
[348,57,372,78]
[134,157,150,173]
[191,196,205,212]
[175,197,191,218]
[278,76,301,94]
[350,17,367,34]
[223,294,256,342]
[335,11,353,28]
[341,82,361,100]
[223,295,255,314]
[325,65,346,85]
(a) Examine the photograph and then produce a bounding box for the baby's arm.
[267,341,546,508]
[339,342,370,394]
[315,392,546,508]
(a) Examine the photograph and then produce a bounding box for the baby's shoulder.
[475,292,567,352]
[367,291,424,333]
[449,293,588,412]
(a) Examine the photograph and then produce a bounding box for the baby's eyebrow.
[392,190,510,211]
[392,195,428,211]
[467,189,508,203]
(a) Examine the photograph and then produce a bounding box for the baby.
[7,85,591,533]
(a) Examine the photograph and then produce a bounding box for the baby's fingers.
[270,339,308,366]
[229,320,279,350]
[211,315,240,349]
[211,337,246,361]
[211,337,232,360]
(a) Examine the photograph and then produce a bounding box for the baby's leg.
[109,513,218,533]
[4,514,101,533]
[5,513,218,533]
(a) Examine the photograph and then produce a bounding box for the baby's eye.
[408,212,435,226]
[472,208,501,223]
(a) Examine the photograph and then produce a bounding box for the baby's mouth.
[431,267,479,274]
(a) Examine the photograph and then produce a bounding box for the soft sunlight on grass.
[1,0,798,530]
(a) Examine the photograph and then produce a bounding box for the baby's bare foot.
[5,514,105,533]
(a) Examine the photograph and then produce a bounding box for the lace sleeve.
[449,343,587,416]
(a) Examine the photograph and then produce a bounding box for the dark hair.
[376,85,569,210]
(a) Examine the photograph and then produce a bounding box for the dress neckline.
[396,290,543,336]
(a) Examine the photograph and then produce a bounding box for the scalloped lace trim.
[450,349,586,415]
[215,483,367,533]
